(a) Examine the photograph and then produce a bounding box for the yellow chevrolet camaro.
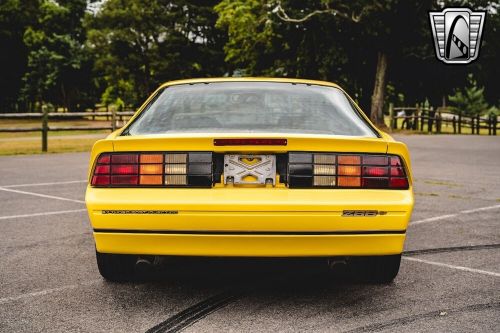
[86,78,414,283]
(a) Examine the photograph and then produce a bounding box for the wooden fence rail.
[0,110,135,152]
[389,105,498,136]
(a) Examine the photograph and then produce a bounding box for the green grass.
[0,137,100,155]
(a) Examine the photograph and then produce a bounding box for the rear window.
[124,82,377,137]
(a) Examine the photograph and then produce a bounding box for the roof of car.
[159,77,341,89]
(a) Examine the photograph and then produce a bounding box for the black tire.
[95,251,137,282]
[350,254,401,284]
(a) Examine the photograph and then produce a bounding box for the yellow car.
[86,78,414,283]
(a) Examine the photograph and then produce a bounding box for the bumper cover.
[86,187,413,256]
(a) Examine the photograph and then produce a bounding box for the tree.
[21,0,91,112]
[448,74,490,116]
[87,0,227,107]
[0,0,40,112]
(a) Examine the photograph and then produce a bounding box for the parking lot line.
[0,209,87,220]
[0,280,100,305]
[403,257,500,278]
[410,204,500,226]
[0,187,85,204]
[2,180,87,188]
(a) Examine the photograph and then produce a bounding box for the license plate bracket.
[224,154,276,185]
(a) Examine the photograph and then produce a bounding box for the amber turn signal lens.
[140,154,163,164]
[338,155,361,164]
[140,175,162,185]
[338,176,361,187]
[140,164,163,175]
[338,165,361,176]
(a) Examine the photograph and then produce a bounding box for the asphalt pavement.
[0,134,499,332]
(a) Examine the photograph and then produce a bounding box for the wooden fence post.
[413,104,418,130]
[452,116,456,134]
[428,107,434,133]
[494,116,498,136]
[488,114,493,135]
[476,115,480,134]
[436,112,442,134]
[389,103,394,131]
[420,110,424,131]
[458,113,462,134]
[41,105,48,152]
[111,106,116,132]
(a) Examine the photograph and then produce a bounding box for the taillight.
[91,152,212,187]
[288,153,409,189]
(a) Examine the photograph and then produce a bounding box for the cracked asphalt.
[0,134,499,332]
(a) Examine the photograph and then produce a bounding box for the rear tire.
[350,254,401,284]
[96,251,137,282]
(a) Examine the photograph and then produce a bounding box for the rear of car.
[85,78,414,283]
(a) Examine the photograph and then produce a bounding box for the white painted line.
[0,280,101,305]
[0,187,85,204]
[0,209,87,221]
[2,180,87,188]
[410,204,500,226]
[403,256,500,278]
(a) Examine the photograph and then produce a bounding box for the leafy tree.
[215,0,434,125]
[21,0,91,112]
[0,0,40,112]
[216,0,498,126]
[448,74,490,116]
[87,0,227,107]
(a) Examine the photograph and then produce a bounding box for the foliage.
[86,0,226,107]
[448,74,494,116]
[20,0,92,112]
[0,0,40,112]
[0,0,498,115]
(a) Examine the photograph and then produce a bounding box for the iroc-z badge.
[429,8,485,64]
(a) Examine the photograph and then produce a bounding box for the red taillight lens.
[288,153,410,189]
[111,165,138,175]
[111,154,138,164]
[97,154,111,164]
[363,166,388,177]
[390,177,409,188]
[111,175,138,185]
[94,165,110,174]
[91,175,110,186]
[90,152,212,187]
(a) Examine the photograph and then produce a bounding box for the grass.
[0,137,100,155]
[0,119,115,138]
[0,115,496,156]
[0,118,121,155]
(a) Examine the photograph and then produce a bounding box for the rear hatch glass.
[124,82,378,137]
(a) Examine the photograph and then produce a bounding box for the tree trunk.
[370,51,388,127]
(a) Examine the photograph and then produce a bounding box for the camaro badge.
[429,8,485,64]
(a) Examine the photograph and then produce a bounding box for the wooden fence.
[0,109,135,152]
[389,104,498,135]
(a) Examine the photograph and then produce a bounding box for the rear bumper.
[94,231,406,257]
[86,186,413,256]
